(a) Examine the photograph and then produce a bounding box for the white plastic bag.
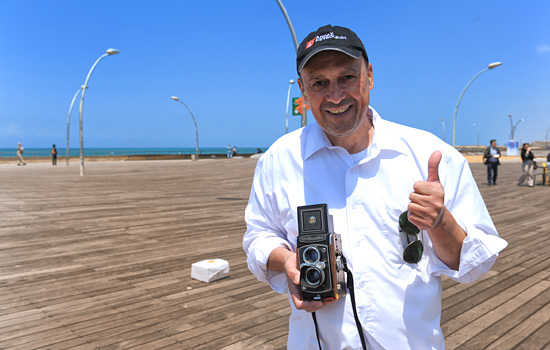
[191,259,230,283]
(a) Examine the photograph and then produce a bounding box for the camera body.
[297,204,346,301]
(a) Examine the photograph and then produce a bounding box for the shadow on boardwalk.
[0,159,548,349]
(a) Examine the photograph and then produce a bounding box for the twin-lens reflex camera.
[297,204,346,301]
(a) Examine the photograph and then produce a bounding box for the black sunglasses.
[399,210,423,264]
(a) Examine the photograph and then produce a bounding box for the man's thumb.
[427,151,442,182]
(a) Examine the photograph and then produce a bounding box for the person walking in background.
[17,142,26,166]
[518,142,535,187]
[51,144,57,165]
[483,139,501,185]
[227,144,232,159]
[232,145,238,157]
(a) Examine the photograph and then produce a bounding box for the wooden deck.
[0,158,548,349]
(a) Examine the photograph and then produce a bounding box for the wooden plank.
[0,159,548,349]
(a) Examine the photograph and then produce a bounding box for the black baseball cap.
[296,25,368,74]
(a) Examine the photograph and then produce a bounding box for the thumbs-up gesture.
[408,151,445,231]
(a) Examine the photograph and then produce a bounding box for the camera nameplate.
[298,234,327,243]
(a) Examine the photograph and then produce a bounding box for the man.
[227,144,233,159]
[17,142,26,166]
[243,25,507,349]
[483,139,501,185]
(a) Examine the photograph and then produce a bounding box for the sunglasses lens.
[403,240,424,264]
[399,210,420,235]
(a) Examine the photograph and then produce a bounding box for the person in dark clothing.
[517,143,535,187]
[483,139,501,185]
[51,144,58,165]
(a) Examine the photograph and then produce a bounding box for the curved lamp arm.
[452,62,502,146]
[171,96,199,161]
[78,48,119,176]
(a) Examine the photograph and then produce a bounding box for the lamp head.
[289,79,295,84]
[171,96,179,101]
[488,62,502,69]
[106,48,120,55]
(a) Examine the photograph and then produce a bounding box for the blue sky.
[0,0,548,148]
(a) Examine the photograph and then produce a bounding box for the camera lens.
[305,267,324,286]
[303,246,320,263]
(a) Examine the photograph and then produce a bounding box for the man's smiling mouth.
[326,105,351,115]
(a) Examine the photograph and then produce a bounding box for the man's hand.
[407,151,466,270]
[408,151,445,230]
[268,247,334,312]
[284,252,336,312]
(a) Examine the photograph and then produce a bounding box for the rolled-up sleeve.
[427,153,508,282]
[243,154,293,294]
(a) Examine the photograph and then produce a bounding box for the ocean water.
[0,147,266,158]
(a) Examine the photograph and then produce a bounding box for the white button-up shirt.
[243,108,507,349]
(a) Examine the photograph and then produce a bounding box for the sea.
[0,147,266,158]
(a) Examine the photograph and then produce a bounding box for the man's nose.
[326,84,346,104]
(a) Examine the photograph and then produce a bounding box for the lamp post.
[78,48,120,176]
[508,114,524,140]
[440,118,446,142]
[285,79,295,134]
[275,0,299,50]
[473,123,479,147]
[66,86,85,166]
[275,0,307,128]
[452,62,502,147]
[171,96,199,161]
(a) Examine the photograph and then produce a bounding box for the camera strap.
[310,256,367,350]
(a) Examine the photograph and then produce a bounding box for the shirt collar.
[304,106,408,160]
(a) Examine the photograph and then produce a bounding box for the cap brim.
[297,46,363,73]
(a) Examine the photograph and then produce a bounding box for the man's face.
[491,141,497,148]
[298,51,373,140]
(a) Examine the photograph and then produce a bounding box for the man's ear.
[297,78,308,103]
[367,62,374,90]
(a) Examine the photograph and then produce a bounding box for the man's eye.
[312,81,326,87]
[343,75,356,81]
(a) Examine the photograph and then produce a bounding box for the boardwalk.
[0,158,549,349]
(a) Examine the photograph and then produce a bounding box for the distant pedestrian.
[227,144,232,159]
[256,148,262,154]
[232,146,238,157]
[17,142,26,166]
[517,143,535,187]
[483,139,501,185]
[51,144,57,165]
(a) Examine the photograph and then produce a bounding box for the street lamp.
[452,62,502,147]
[440,118,446,142]
[171,96,199,161]
[508,114,524,140]
[275,0,307,128]
[285,79,295,134]
[66,86,85,166]
[473,123,479,147]
[78,48,120,176]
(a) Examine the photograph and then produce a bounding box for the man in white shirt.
[243,24,507,349]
